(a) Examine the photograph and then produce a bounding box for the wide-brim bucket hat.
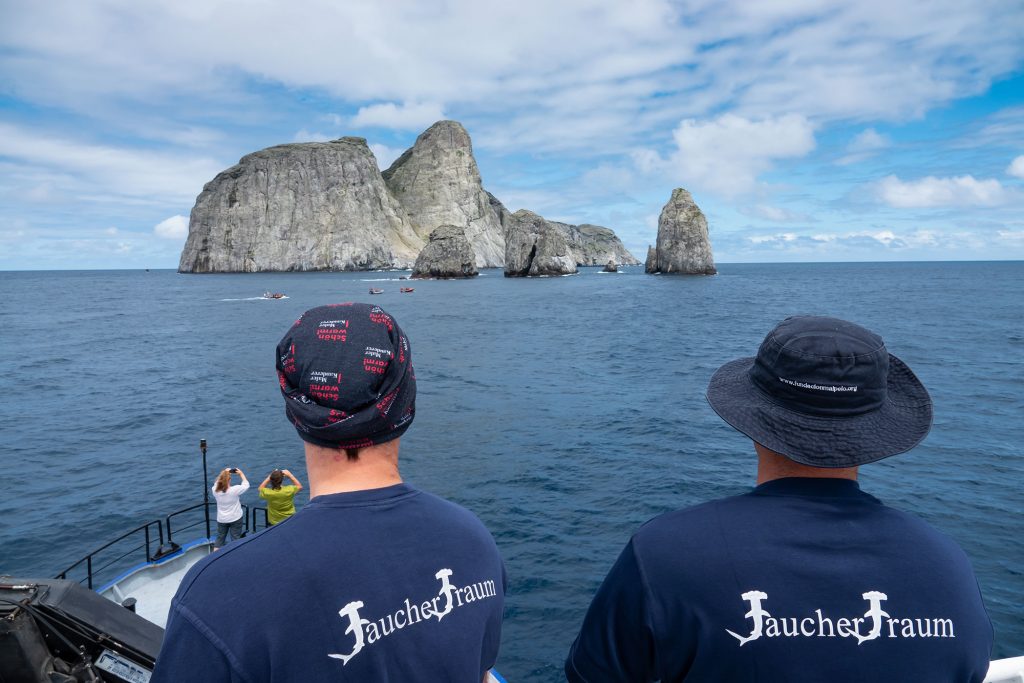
[706,316,933,468]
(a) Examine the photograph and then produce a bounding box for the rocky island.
[178,120,637,275]
[644,188,716,275]
[410,225,478,279]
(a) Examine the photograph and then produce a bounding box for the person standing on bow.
[212,467,249,549]
[258,468,303,525]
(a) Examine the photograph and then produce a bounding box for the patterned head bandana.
[276,303,415,449]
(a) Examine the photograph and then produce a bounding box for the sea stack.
[178,138,422,272]
[383,121,505,268]
[504,210,578,277]
[603,259,618,273]
[645,188,716,275]
[410,225,479,279]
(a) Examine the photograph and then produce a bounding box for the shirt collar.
[306,482,418,508]
[751,477,868,499]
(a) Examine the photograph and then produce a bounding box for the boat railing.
[55,502,271,590]
[55,519,165,589]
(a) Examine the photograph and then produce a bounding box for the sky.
[1,0,1023,270]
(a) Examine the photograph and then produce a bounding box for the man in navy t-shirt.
[153,304,505,682]
[566,316,993,682]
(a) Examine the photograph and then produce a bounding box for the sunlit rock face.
[504,210,578,277]
[410,225,479,279]
[179,137,421,272]
[179,120,640,275]
[383,121,505,269]
[645,188,716,275]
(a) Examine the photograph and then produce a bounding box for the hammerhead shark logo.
[328,601,371,665]
[433,568,456,622]
[855,591,890,645]
[726,590,770,646]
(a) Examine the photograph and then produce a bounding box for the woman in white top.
[212,467,249,549]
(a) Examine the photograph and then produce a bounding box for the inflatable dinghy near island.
[0,441,510,682]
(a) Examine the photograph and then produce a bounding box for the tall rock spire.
[645,189,716,275]
[383,121,505,268]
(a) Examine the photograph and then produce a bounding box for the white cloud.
[876,174,1011,208]
[0,122,222,203]
[351,102,446,130]
[104,227,119,236]
[837,128,892,165]
[369,143,405,170]
[154,215,189,239]
[1008,155,1024,178]
[662,114,816,197]
[848,129,890,153]
[293,129,333,143]
[2,0,1021,154]
[741,204,813,222]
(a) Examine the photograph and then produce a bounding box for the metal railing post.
[200,439,211,539]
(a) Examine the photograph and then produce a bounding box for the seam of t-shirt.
[176,522,291,596]
[174,602,254,683]
[306,488,423,510]
[628,537,660,678]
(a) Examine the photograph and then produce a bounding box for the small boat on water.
[262,291,286,299]
[400,287,415,293]
[369,288,384,295]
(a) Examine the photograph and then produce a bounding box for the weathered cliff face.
[504,210,578,277]
[563,223,640,266]
[410,225,478,279]
[179,138,422,272]
[645,188,716,275]
[179,120,641,274]
[383,121,505,268]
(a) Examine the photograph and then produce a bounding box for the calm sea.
[0,262,1021,681]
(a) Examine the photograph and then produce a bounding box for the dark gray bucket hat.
[706,316,933,467]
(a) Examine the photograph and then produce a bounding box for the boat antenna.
[200,438,211,540]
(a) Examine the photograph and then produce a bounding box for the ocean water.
[0,262,1021,681]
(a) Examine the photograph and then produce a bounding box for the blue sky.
[1,0,1023,269]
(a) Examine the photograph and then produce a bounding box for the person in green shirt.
[258,468,303,525]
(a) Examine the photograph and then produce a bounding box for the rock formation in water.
[178,120,640,274]
[645,188,716,275]
[504,210,578,277]
[603,259,618,273]
[410,225,479,279]
[563,223,640,266]
[383,121,504,268]
[178,138,422,272]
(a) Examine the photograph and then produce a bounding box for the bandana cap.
[276,303,415,448]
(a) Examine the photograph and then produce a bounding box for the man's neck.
[754,442,858,485]
[304,439,403,498]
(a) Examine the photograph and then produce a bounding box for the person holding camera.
[212,467,249,549]
[258,468,302,525]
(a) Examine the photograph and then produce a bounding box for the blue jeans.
[214,518,245,549]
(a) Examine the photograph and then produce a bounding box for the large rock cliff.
[504,210,578,277]
[645,188,716,275]
[410,225,478,279]
[178,138,421,272]
[383,121,504,268]
[178,120,638,274]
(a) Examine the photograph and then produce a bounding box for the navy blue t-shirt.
[566,478,992,682]
[152,483,505,682]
